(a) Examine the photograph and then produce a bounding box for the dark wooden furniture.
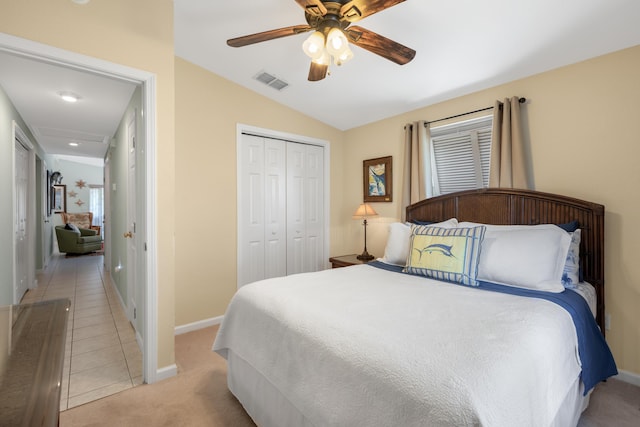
[406,188,605,334]
[0,298,70,426]
[329,254,372,268]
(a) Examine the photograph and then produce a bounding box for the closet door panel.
[239,132,325,287]
[238,134,265,286]
[287,143,324,274]
[286,142,306,275]
[264,140,286,279]
[305,145,324,272]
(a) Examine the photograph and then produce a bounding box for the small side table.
[329,254,373,268]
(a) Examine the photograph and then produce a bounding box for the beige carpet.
[61,326,640,427]
[60,326,255,427]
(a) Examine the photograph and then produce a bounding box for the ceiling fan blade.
[227,25,312,48]
[346,26,415,65]
[308,61,328,81]
[340,0,406,22]
[295,0,327,17]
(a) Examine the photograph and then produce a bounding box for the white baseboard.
[155,364,177,382]
[174,315,224,335]
[615,369,640,387]
[107,273,128,314]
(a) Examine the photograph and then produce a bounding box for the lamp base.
[357,251,375,261]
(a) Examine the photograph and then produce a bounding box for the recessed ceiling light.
[71,0,91,4]
[69,142,79,147]
[58,91,80,103]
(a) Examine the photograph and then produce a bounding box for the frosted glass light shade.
[302,31,326,60]
[312,50,331,66]
[335,47,354,66]
[326,28,348,57]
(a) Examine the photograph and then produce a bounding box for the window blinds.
[430,116,492,195]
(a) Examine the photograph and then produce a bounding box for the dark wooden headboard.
[406,188,605,333]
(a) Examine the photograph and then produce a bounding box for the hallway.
[22,253,143,411]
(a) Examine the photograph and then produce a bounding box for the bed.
[213,188,617,427]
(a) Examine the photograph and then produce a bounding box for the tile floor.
[21,252,143,411]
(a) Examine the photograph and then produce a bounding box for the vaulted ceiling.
[1,0,639,159]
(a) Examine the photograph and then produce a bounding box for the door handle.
[123,231,133,238]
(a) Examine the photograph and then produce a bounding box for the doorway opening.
[0,33,160,388]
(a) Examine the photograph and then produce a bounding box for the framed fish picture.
[363,156,392,202]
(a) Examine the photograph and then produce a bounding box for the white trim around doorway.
[0,32,162,383]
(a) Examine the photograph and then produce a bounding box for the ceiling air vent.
[254,71,289,91]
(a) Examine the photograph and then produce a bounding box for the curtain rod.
[422,97,526,127]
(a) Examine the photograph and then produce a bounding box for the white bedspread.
[213,265,582,427]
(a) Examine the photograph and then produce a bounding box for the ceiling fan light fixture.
[325,28,348,57]
[227,0,415,82]
[302,31,325,60]
[335,47,354,66]
[312,50,331,66]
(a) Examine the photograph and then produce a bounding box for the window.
[429,115,493,195]
[89,185,104,234]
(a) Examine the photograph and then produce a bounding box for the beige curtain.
[402,120,433,221]
[489,97,531,189]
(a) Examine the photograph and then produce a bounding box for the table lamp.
[352,203,378,261]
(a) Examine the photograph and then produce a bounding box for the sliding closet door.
[286,142,324,275]
[237,134,286,287]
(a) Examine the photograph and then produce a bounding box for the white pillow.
[381,218,458,266]
[562,229,581,288]
[470,223,571,292]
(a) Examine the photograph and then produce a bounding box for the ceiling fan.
[227,0,416,82]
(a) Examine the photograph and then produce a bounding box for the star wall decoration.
[75,179,87,189]
[75,199,85,207]
[68,190,77,198]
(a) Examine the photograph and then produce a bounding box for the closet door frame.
[236,124,330,289]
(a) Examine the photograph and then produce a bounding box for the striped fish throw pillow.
[404,225,486,287]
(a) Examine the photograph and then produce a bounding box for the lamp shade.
[352,203,378,219]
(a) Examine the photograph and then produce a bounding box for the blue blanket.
[368,261,618,394]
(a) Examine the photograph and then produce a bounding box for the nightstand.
[329,254,373,268]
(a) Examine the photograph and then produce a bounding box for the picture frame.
[52,184,67,213]
[363,156,392,202]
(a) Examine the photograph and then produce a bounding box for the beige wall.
[3,0,637,379]
[174,58,346,326]
[0,0,177,370]
[342,45,640,376]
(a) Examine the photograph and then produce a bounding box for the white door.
[104,156,111,269]
[14,139,29,303]
[263,139,287,279]
[286,142,324,275]
[238,132,325,287]
[126,112,138,326]
[237,134,286,287]
[238,134,265,287]
[303,144,324,273]
[41,160,51,269]
[286,143,306,275]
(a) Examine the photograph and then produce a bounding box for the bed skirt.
[224,349,591,427]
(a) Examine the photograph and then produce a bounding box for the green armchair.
[55,225,103,255]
